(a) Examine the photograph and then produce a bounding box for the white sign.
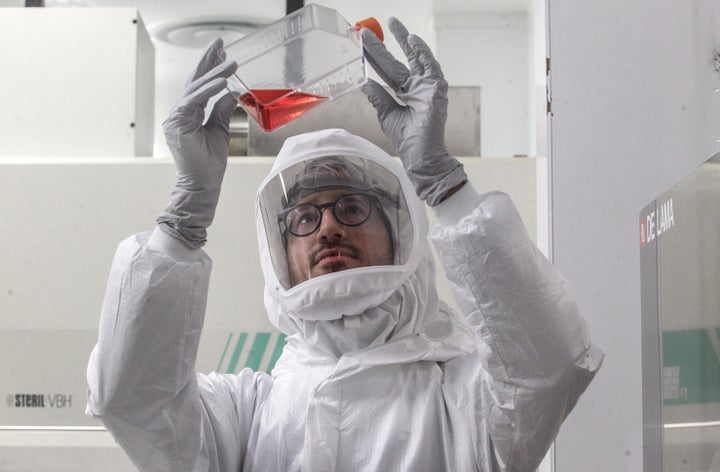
[641,198,675,247]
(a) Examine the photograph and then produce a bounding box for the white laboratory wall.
[548,0,720,470]
[0,8,154,157]
[0,156,537,334]
[435,11,530,158]
[0,156,537,470]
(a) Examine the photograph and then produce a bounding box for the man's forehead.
[295,187,356,205]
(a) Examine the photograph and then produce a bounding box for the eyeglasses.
[278,193,376,237]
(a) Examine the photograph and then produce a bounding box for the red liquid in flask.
[240,89,328,132]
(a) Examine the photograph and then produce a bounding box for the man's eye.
[344,204,364,215]
[291,207,318,227]
[339,196,369,216]
[298,212,317,224]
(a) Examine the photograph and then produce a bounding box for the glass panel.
[642,153,720,471]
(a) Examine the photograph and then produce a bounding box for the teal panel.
[245,333,271,371]
[663,329,720,405]
[227,333,248,374]
[216,332,234,372]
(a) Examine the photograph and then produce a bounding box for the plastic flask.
[222,4,383,132]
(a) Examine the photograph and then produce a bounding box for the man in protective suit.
[87,17,603,472]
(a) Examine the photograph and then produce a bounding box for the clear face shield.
[258,155,415,290]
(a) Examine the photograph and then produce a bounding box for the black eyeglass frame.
[277,193,380,238]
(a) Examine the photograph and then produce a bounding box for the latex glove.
[156,38,239,248]
[362,18,467,207]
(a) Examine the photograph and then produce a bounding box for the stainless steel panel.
[241,86,480,157]
[0,8,154,157]
[640,152,720,471]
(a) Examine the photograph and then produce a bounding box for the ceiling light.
[150,17,263,48]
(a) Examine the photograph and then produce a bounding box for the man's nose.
[316,207,345,240]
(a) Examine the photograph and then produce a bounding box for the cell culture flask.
[222,4,383,132]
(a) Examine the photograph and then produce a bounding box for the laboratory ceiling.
[43,0,532,37]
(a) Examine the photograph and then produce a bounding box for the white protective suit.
[87,128,603,471]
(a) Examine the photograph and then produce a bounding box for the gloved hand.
[156,38,239,248]
[361,18,467,207]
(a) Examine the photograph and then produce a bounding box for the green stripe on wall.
[216,332,233,372]
[227,332,248,373]
[245,333,271,371]
[268,334,287,373]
